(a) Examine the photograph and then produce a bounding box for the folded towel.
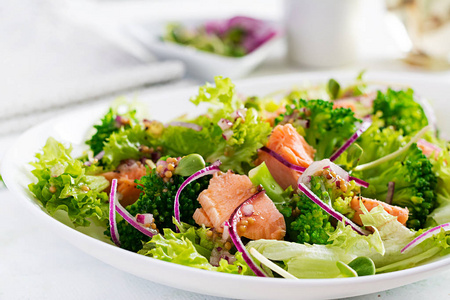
[0,61,186,135]
[0,1,186,135]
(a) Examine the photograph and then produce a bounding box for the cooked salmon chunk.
[101,159,147,207]
[258,124,315,190]
[193,171,286,240]
[350,196,409,226]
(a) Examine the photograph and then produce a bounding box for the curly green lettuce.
[86,100,141,156]
[29,137,110,227]
[164,76,271,173]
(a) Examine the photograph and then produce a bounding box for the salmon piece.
[333,100,356,112]
[193,208,213,228]
[193,171,286,240]
[350,196,409,226]
[263,106,287,127]
[258,124,315,190]
[417,139,441,160]
[239,192,286,240]
[196,171,255,230]
[102,159,147,207]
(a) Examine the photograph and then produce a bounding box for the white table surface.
[1,0,450,299]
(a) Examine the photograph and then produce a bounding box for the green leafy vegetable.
[29,137,110,227]
[86,100,140,156]
[139,225,254,275]
[102,123,161,170]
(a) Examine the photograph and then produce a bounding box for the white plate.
[126,20,282,81]
[2,71,450,300]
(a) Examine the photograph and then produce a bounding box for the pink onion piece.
[259,146,306,172]
[401,223,450,253]
[241,204,254,217]
[109,179,121,246]
[225,190,268,277]
[330,117,372,162]
[167,121,202,132]
[218,118,233,131]
[114,192,157,238]
[231,108,247,121]
[174,160,222,231]
[84,150,105,166]
[298,183,369,235]
[136,213,153,225]
[385,181,395,205]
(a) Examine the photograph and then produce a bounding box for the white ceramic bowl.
[2,71,450,300]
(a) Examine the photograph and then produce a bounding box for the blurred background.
[0,0,449,136]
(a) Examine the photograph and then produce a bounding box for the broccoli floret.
[275,99,361,160]
[373,88,428,136]
[107,170,210,252]
[355,125,437,229]
[282,177,333,245]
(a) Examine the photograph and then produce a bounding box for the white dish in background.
[2,71,450,300]
[126,20,282,81]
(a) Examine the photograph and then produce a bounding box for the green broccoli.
[354,125,437,229]
[275,99,361,160]
[249,162,357,245]
[373,88,428,136]
[107,170,210,252]
[284,176,334,244]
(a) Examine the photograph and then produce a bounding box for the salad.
[28,75,450,279]
[162,16,278,57]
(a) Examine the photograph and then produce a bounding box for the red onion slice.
[349,176,369,188]
[167,121,202,132]
[385,181,395,205]
[84,150,105,166]
[114,190,157,238]
[330,117,372,162]
[225,190,268,277]
[174,160,222,229]
[231,108,247,121]
[109,179,121,246]
[401,223,450,253]
[298,183,369,235]
[218,118,233,131]
[259,146,306,172]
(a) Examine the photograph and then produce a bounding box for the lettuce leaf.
[358,205,448,272]
[86,99,143,156]
[139,225,253,275]
[102,123,162,170]
[185,76,271,173]
[426,139,450,226]
[246,239,356,278]
[29,137,110,227]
